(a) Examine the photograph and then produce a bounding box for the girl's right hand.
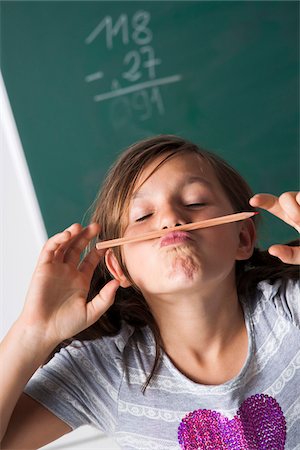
[19,223,119,348]
[250,192,300,264]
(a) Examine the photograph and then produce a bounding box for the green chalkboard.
[1,1,299,247]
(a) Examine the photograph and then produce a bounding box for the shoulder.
[65,323,156,388]
[256,278,299,306]
[67,322,156,368]
[24,323,139,432]
[69,321,137,363]
[250,279,300,327]
[26,323,139,397]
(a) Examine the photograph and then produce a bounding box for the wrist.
[9,318,60,363]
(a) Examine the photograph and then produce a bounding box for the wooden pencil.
[95,211,257,250]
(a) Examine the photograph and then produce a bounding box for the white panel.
[0,72,120,449]
[0,71,47,338]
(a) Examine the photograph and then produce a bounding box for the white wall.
[0,72,119,450]
[0,71,47,338]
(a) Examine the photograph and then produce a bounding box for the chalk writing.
[85,11,152,48]
[93,76,182,102]
[85,71,104,83]
[85,14,129,48]
[84,10,182,126]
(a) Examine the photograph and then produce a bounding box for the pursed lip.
[160,231,192,248]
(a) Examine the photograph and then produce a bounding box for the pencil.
[95,211,257,250]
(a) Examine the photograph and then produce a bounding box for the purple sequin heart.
[178,394,286,449]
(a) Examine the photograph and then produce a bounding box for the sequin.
[177,394,286,449]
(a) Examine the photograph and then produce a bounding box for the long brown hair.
[70,135,299,390]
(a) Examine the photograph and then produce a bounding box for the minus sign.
[85,71,104,83]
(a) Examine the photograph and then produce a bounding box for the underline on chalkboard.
[93,74,182,102]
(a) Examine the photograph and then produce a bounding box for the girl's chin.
[166,254,201,281]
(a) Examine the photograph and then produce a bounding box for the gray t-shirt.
[25,280,300,449]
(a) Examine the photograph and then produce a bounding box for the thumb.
[269,244,300,265]
[86,279,120,326]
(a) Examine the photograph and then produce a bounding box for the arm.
[0,223,119,449]
[0,321,72,450]
[3,394,70,450]
[250,191,300,264]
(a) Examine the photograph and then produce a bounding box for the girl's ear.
[236,219,256,261]
[105,249,132,288]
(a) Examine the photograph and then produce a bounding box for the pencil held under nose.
[96,211,257,250]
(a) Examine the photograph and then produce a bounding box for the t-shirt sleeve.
[24,325,134,432]
[258,279,300,328]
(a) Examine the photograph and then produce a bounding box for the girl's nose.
[160,205,186,229]
[162,222,182,229]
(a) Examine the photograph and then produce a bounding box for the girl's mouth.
[160,231,192,248]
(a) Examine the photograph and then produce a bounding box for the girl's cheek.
[124,221,151,237]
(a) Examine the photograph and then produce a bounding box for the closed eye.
[186,203,206,208]
[135,213,153,222]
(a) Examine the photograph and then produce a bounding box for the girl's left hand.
[249,192,300,265]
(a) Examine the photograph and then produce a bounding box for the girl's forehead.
[132,152,216,193]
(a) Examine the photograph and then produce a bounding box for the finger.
[63,223,100,266]
[250,192,300,230]
[78,247,105,280]
[38,230,72,265]
[249,194,283,217]
[269,244,300,265]
[86,279,120,326]
[53,223,83,262]
[278,192,300,228]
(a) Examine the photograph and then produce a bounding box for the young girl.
[1,135,299,450]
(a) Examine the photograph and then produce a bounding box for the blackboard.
[1,1,299,247]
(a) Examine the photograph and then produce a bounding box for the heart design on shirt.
[178,394,286,449]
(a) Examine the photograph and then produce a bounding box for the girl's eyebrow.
[132,176,212,200]
[184,176,213,187]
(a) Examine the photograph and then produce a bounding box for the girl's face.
[108,152,254,299]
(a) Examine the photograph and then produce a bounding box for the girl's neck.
[146,283,248,384]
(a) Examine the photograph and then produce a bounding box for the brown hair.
[70,135,299,390]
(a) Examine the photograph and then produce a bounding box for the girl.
[1,135,299,450]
